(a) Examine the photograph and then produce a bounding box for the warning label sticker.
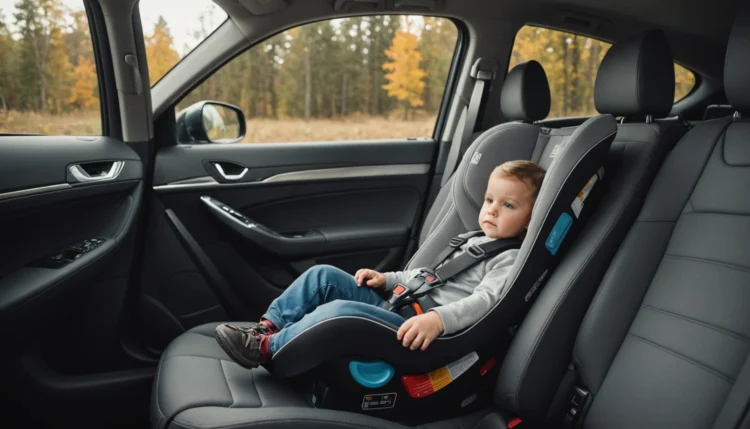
[361,393,397,410]
[401,352,479,398]
[571,173,599,218]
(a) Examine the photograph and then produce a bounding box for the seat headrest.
[594,30,675,118]
[725,4,750,116]
[501,60,551,122]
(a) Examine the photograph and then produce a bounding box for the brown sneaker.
[215,324,265,369]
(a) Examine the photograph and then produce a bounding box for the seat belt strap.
[440,58,498,187]
[711,351,750,429]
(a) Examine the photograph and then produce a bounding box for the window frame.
[166,14,467,145]
[85,0,118,138]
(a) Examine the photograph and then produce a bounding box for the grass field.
[0,110,436,142]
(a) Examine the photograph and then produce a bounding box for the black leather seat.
[149,24,714,428]
[498,15,750,428]
[495,29,688,425]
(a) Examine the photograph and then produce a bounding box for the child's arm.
[430,249,518,335]
[380,268,423,292]
[354,267,422,291]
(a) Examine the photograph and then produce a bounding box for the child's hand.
[355,269,386,288]
[397,312,445,351]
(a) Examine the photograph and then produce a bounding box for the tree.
[14,0,71,112]
[68,55,98,110]
[64,10,93,67]
[46,20,72,113]
[382,29,426,118]
[0,11,18,114]
[145,16,180,84]
[675,64,695,101]
[419,17,457,113]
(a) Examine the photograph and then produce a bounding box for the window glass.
[674,64,696,101]
[0,0,101,135]
[140,0,227,85]
[176,15,459,144]
[509,25,697,118]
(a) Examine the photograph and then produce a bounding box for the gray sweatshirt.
[383,234,519,335]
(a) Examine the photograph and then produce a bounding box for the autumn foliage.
[0,3,697,138]
[383,30,427,115]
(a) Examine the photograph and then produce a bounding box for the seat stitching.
[641,304,750,342]
[627,333,734,382]
[153,343,167,428]
[664,253,750,273]
[512,139,654,406]
[682,210,750,216]
[172,414,397,429]
[161,354,234,365]
[220,360,237,409]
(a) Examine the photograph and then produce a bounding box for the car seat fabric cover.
[416,59,556,264]
[267,113,617,377]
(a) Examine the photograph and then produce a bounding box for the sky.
[0,0,227,56]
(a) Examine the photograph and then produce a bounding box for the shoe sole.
[215,327,261,369]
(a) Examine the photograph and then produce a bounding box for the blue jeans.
[264,265,406,356]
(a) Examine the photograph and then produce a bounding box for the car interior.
[0,0,748,428]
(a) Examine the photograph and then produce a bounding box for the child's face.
[478,176,535,239]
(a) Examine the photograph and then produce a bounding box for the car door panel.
[138,139,435,352]
[0,136,143,337]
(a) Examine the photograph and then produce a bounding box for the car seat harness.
[384,231,522,318]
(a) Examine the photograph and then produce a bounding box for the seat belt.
[383,231,521,316]
[710,351,750,429]
[440,58,498,187]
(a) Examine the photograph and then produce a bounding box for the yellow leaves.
[46,22,73,114]
[675,64,696,101]
[382,30,426,108]
[68,56,99,110]
[145,16,181,84]
[511,25,696,117]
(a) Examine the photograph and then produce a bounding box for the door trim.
[153,163,431,193]
[0,184,72,201]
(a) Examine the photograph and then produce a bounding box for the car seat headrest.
[501,60,551,122]
[594,29,675,119]
[725,3,750,116]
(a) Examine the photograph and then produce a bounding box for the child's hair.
[490,160,546,198]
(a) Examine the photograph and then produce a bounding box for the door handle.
[213,162,248,181]
[68,161,125,183]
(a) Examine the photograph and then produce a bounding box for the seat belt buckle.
[392,284,409,297]
[566,386,590,425]
[419,269,443,286]
[466,244,486,259]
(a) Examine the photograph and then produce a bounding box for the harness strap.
[386,233,522,314]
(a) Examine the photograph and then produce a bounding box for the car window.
[139,0,227,85]
[176,16,459,144]
[509,25,696,118]
[0,0,101,135]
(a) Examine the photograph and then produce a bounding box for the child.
[215,160,545,369]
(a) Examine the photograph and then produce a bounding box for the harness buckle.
[467,244,486,259]
[419,269,443,286]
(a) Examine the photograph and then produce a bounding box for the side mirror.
[176,101,246,144]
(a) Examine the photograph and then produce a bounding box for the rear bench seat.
[149,29,689,429]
